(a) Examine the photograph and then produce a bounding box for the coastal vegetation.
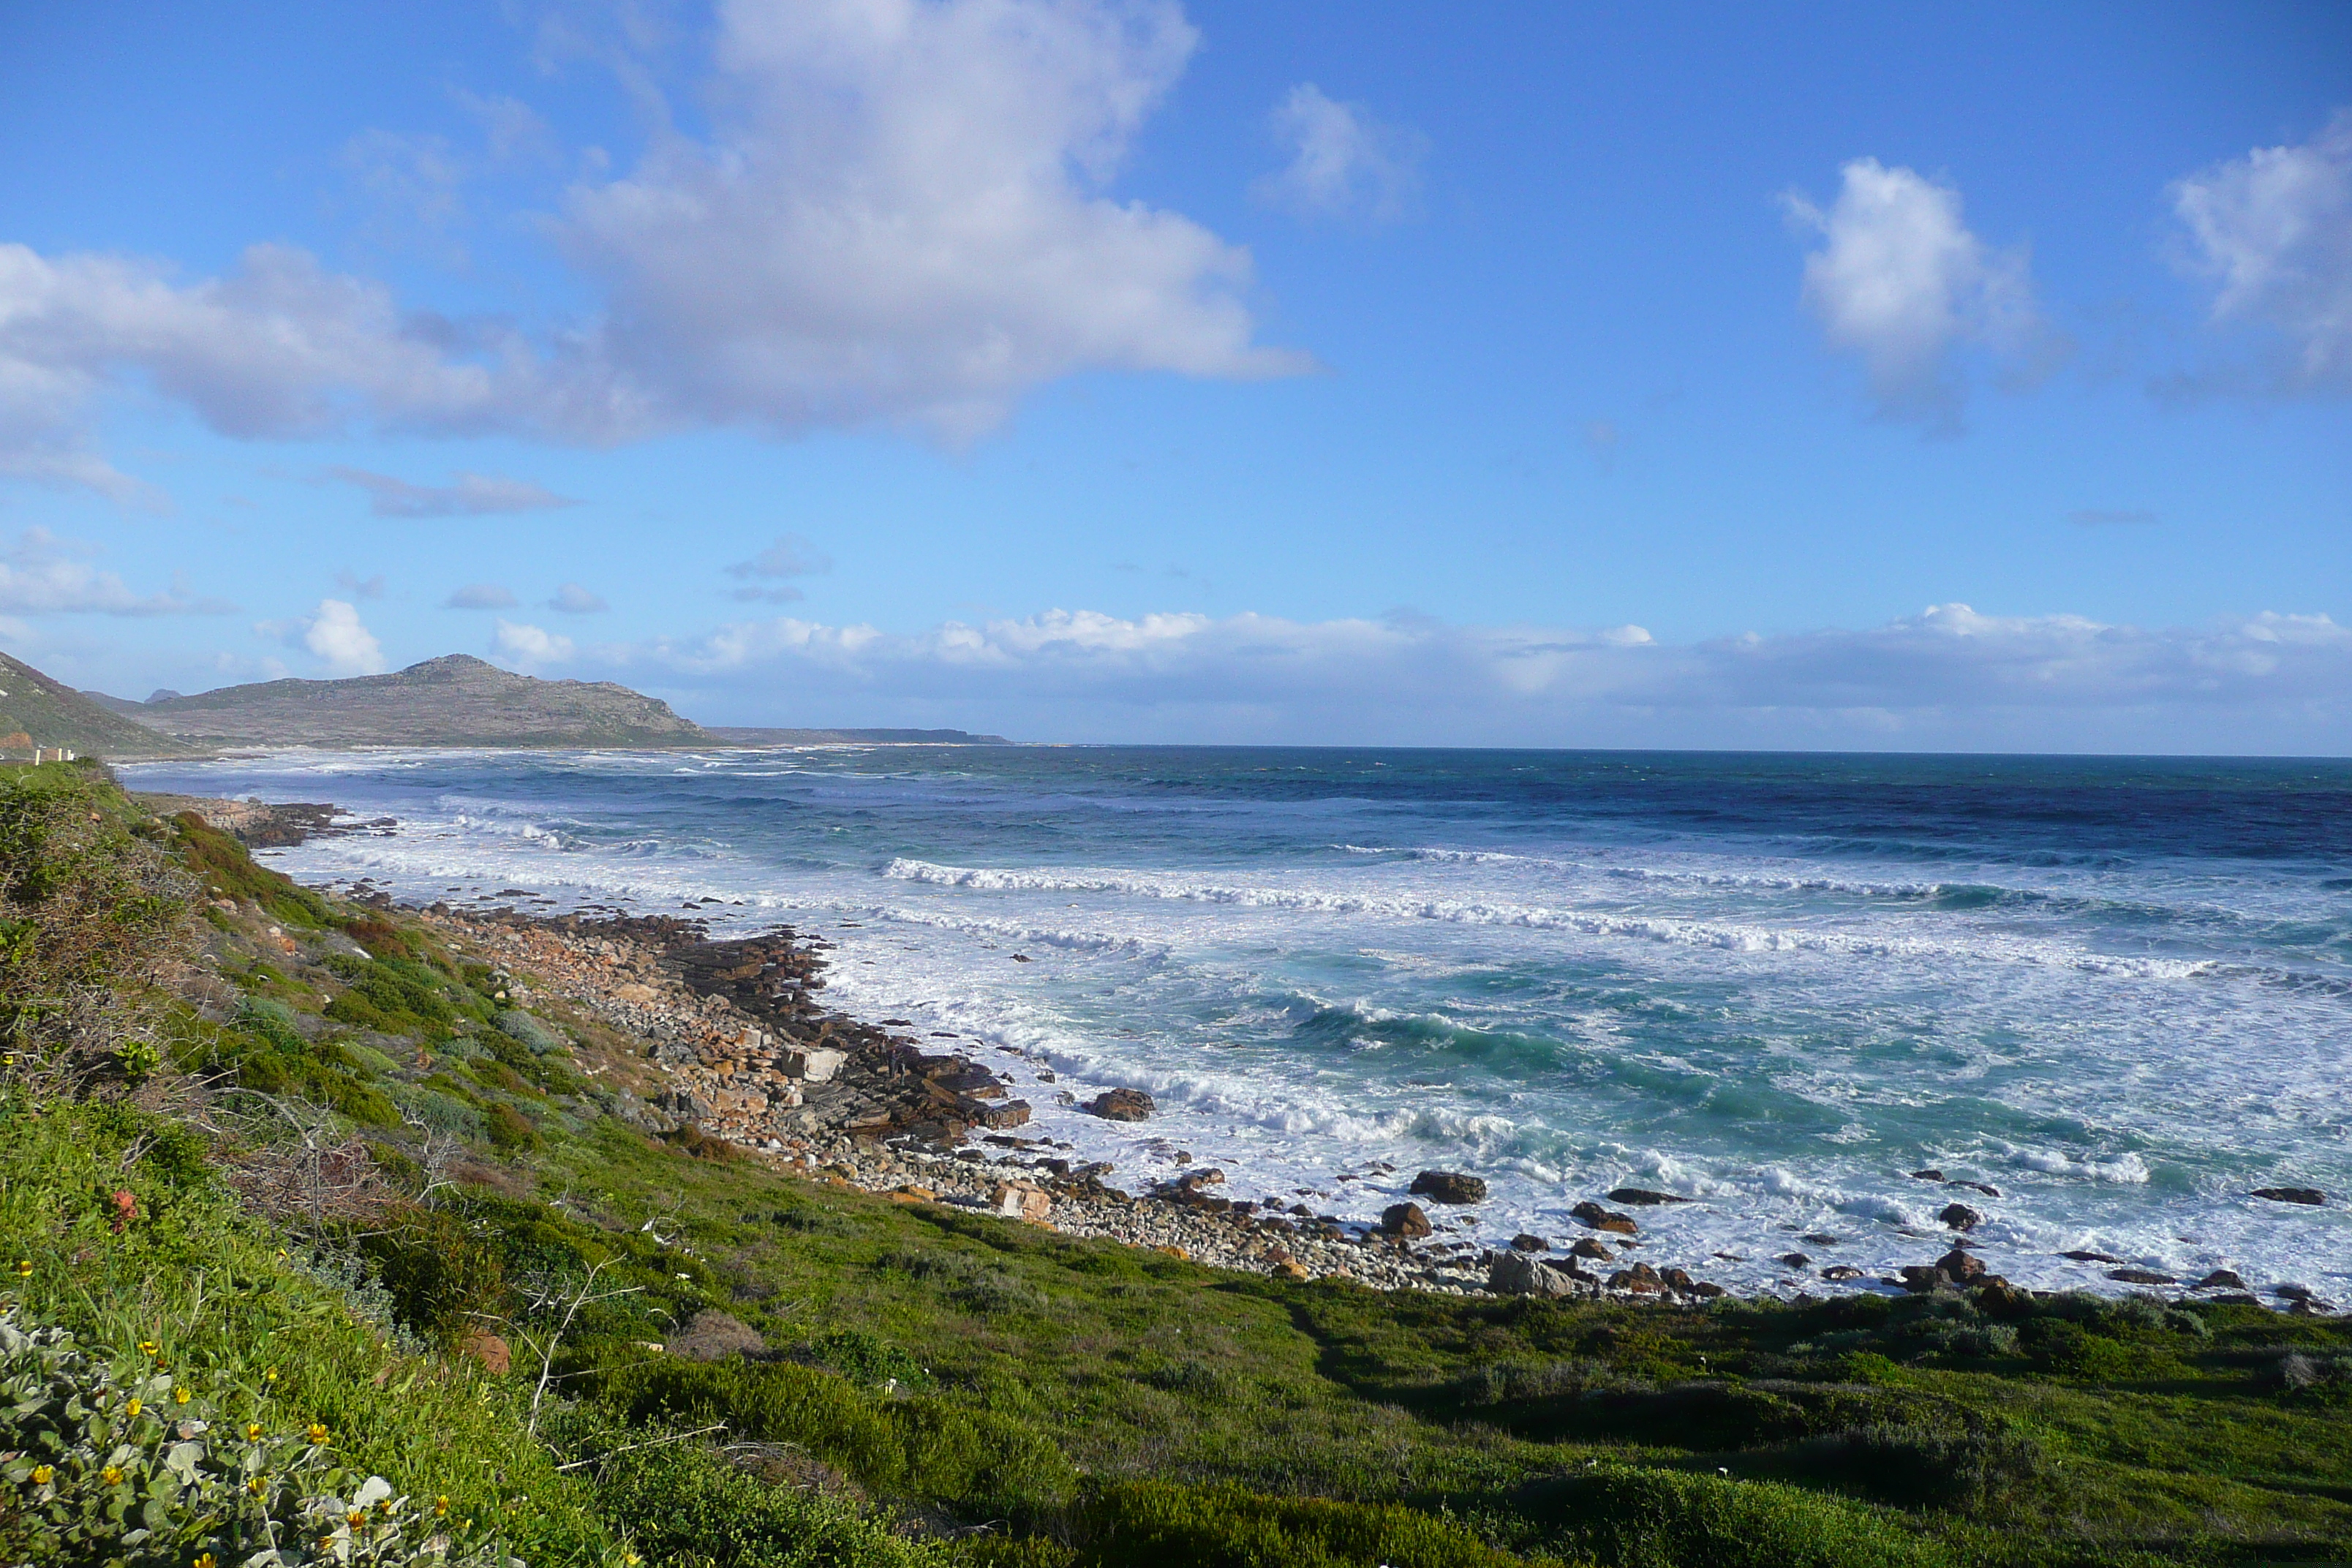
[1,760,2347,1566]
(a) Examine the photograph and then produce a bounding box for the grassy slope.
[1,761,2347,1567]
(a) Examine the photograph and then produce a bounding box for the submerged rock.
[1607,1187,1692,1206]
[1937,1202,1984,1231]
[1570,1200,1639,1235]
[2253,1186,2326,1205]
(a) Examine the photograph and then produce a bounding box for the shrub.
[1018,1479,1535,1568]
[1521,1466,1945,1568]
[497,1010,566,1055]
[589,1436,942,1568]
[356,1207,511,1344]
[0,1310,506,1567]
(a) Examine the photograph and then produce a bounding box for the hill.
[113,653,714,749]
[708,725,1014,745]
[0,650,204,758]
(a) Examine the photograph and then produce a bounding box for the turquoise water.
[125,746,2352,1297]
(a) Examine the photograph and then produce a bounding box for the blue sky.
[1,0,2347,749]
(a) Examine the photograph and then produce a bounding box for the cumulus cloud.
[1252,83,1425,223]
[492,619,575,668]
[1785,159,2047,424]
[257,598,385,676]
[444,583,519,609]
[0,0,1298,494]
[599,601,2352,752]
[557,0,1305,442]
[2170,108,2352,392]
[547,582,610,614]
[329,467,580,517]
[0,528,235,616]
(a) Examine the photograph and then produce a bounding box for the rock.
[1409,1170,1488,1205]
[1910,1169,1946,1182]
[1820,1264,1865,1282]
[1899,1265,1944,1292]
[1488,1251,1593,1298]
[973,1100,1033,1129]
[1510,1233,1550,1252]
[991,1182,1051,1223]
[1085,1088,1156,1121]
[1607,1188,1692,1206]
[2252,1187,2326,1205]
[1272,1259,1311,1282]
[1660,1267,1696,1292]
[1568,1237,1616,1261]
[891,1185,937,1203]
[612,982,659,1004]
[787,1045,850,1082]
[1569,1200,1639,1235]
[1379,1202,1433,1238]
[456,1329,510,1376]
[1686,1281,1727,1298]
[2108,1268,2176,1286]
[2061,1249,2124,1264]
[1937,1202,1983,1231]
[1777,1253,1812,1270]
[1608,1263,1665,1294]
[2276,1283,2318,1301]
[1945,1180,2001,1197]
[669,1310,766,1362]
[2195,1269,2247,1290]
[1937,1248,1986,1283]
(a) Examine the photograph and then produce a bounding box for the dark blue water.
[125,747,2352,1297]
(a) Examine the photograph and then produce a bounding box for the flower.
[347,1509,365,1527]
[29,1464,51,1485]
[173,1387,190,1405]
[194,1555,217,1568]
[12,1259,29,1278]
[247,1476,266,1496]
[127,1398,143,1417]
[305,1422,328,1444]
[138,1340,157,1355]
[244,1423,263,1441]
[101,1464,124,1485]
[263,1368,279,1384]
[434,1496,450,1517]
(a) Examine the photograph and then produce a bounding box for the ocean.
[121,745,2352,1299]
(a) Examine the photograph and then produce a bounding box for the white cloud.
[492,619,575,668]
[1785,159,2045,424]
[328,467,580,517]
[0,0,1300,494]
[2170,108,2352,392]
[594,601,2352,752]
[555,0,1306,442]
[0,528,235,616]
[445,583,519,609]
[548,582,610,614]
[1252,83,1425,223]
[259,598,385,676]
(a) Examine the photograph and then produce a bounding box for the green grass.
[2,764,2348,1568]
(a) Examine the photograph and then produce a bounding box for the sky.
[0,0,2348,750]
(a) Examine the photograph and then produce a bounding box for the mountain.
[706,725,1013,746]
[116,655,714,750]
[0,652,204,758]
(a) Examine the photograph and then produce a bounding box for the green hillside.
[0,650,203,758]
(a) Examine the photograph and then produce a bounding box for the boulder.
[1271,1259,1311,1282]
[2195,1269,2247,1290]
[1910,1169,1946,1182]
[1380,1202,1433,1238]
[1899,1265,1945,1292]
[2108,1267,2176,1286]
[1509,1233,1550,1253]
[1569,1200,1639,1235]
[2060,1249,2123,1264]
[1488,1251,1594,1298]
[1777,1252,1812,1270]
[1820,1264,1866,1282]
[2252,1186,2326,1205]
[991,1182,1051,1223]
[1568,1237,1616,1261]
[1608,1263,1665,1294]
[1937,1202,1983,1231]
[1085,1088,1156,1121]
[1937,1247,1986,1283]
[1409,1170,1488,1205]
[784,1045,849,1083]
[1606,1188,1692,1206]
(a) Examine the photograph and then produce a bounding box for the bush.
[1004,1479,1536,1568]
[497,1010,567,1055]
[355,1206,511,1344]
[0,1309,507,1567]
[1521,1466,1945,1568]
[589,1436,942,1568]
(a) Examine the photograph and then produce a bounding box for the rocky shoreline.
[413,900,2338,1314]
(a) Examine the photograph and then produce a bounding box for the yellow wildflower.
[305,1422,328,1444]
[12,1259,29,1278]
[263,1368,279,1384]
[173,1387,190,1405]
[101,1464,124,1485]
[127,1398,143,1417]
[244,1422,263,1441]
[29,1464,51,1485]
[434,1495,450,1517]
[347,1509,365,1528]
[195,1555,218,1568]
[247,1476,266,1496]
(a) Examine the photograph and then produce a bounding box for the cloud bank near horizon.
[507,600,2352,753]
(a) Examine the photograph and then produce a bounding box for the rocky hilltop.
[0,651,203,759]
[112,654,713,750]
